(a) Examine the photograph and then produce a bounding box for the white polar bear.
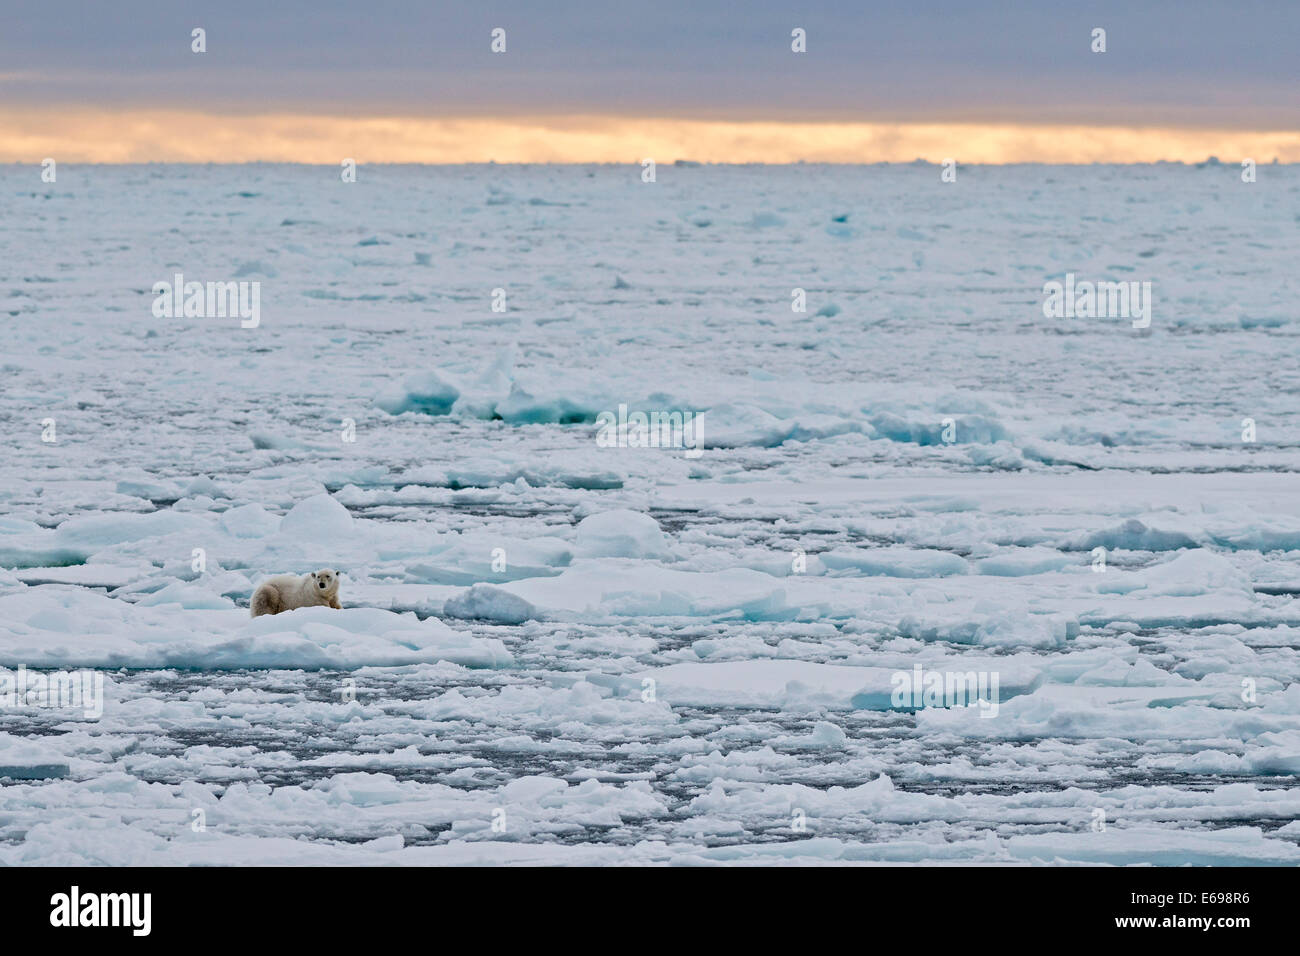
[250,569,341,617]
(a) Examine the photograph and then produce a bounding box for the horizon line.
[4,110,1300,164]
[9,159,1295,168]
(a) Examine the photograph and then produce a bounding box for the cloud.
[1,1,1297,130]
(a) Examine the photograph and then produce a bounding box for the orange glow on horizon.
[3,109,1299,164]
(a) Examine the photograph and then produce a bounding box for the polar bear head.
[311,569,340,599]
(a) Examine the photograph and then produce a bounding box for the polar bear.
[250,569,341,617]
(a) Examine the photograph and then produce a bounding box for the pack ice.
[1,164,1298,865]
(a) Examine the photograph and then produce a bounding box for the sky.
[2,0,1297,162]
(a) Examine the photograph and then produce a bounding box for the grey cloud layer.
[1,0,1297,125]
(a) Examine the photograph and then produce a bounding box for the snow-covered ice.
[1,162,1298,865]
